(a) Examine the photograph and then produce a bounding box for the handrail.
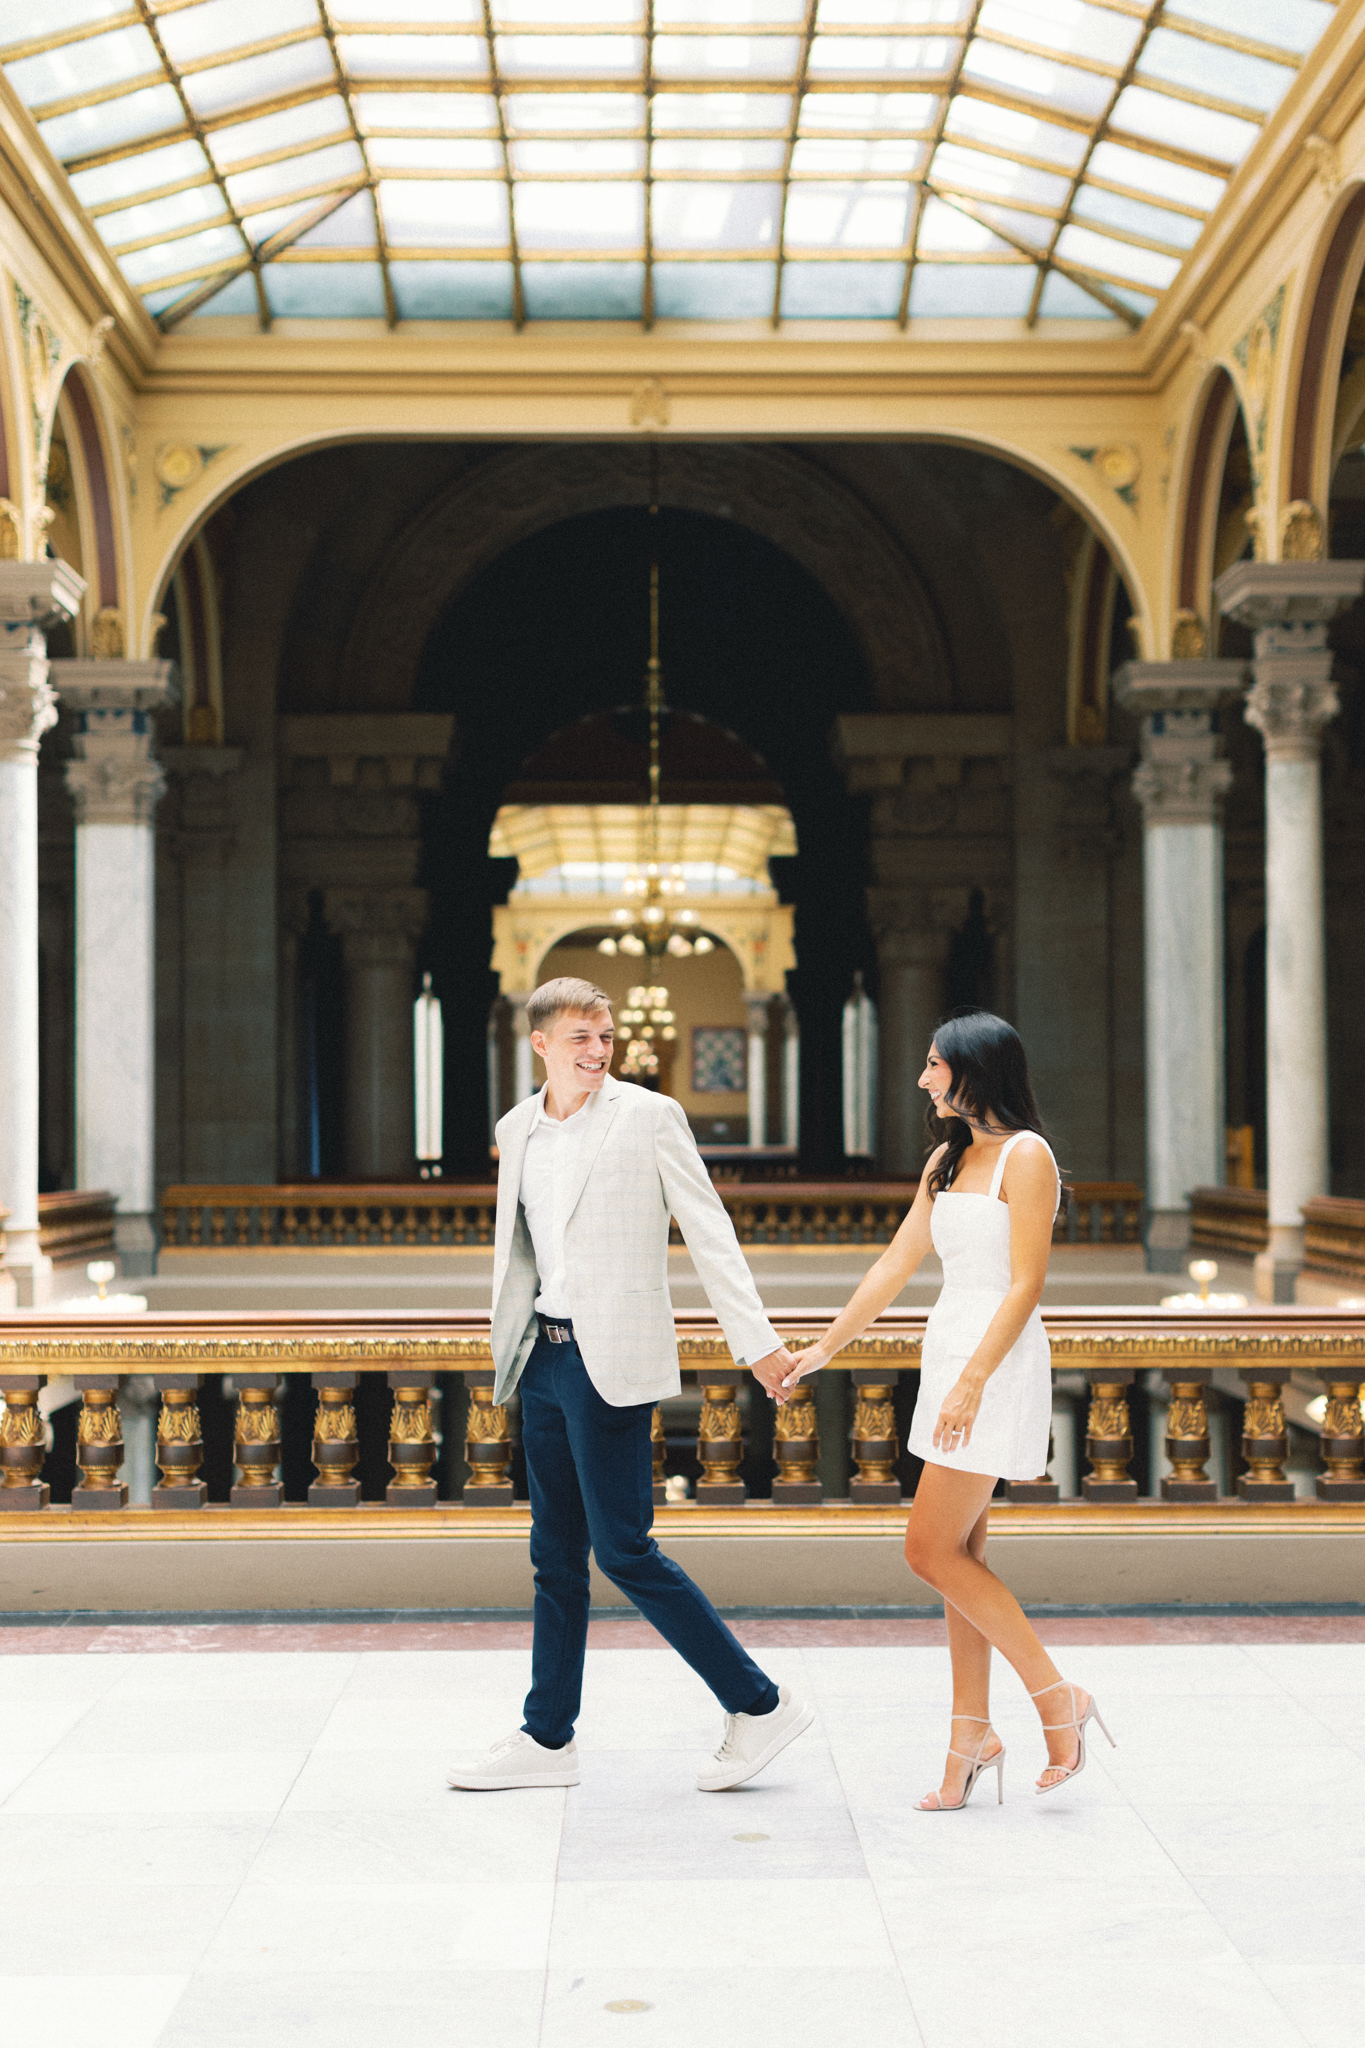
[0,1306,1361,1516]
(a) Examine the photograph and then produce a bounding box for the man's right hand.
[750,1345,801,1404]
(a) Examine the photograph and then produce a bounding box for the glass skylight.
[0,0,1328,330]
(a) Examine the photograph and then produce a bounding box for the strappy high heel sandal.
[916,1715,1005,1812]
[1029,1679,1115,1794]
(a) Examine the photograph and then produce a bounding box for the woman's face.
[920,1043,958,1119]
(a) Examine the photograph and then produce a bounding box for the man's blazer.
[490,1074,780,1407]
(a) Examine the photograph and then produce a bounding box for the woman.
[782,1010,1114,1808]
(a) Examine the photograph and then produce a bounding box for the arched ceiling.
[3,0,1329,336]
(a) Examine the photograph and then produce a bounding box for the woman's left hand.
[933,1372,985,1453]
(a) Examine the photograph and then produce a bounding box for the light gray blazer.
[490,1074,780,1407]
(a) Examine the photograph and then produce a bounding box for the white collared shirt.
[518,1086,591,1318]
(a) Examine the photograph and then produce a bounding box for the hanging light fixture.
[598,487,714,965]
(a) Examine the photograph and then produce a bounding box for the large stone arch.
[1173,365,1248,641]
[338,441,954,713]
[1284,183,1365,537]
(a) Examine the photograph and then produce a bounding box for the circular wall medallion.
[154,443,204,493]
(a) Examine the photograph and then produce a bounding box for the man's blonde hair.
[527,976,612,1035]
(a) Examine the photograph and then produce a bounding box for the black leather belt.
[537,1314,574,1344]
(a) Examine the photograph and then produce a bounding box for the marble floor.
[0,1620,1360,2048]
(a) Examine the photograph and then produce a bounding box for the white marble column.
[745,993,769,1148]
[53,659,175,1276]
[0,562,84,1304]
[1113,660,1245,1271]
[324,887,427,1178]
[1215,560,1365,1300]
[870,922,949,1174]
[781,995,800,1151]
[511,995,534,1102]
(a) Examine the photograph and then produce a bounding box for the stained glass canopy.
[0,0,1333,331]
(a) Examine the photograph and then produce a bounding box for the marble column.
[745,993,769,1148]
[324,887,427,1178]
[1215,559,1365,1300]
[0,561,84,1304]
[1113,660,1245,1271]
[869,919,949,1174]
[53,659,175,1275]
[510,995,534,1102]
[781,994,800,1150]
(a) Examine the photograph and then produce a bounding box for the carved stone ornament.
[1303,133,1341,197]
[0,665,58,761]
[1280,501,1325,563]
[1130,754,1233,827]
[0,500,20,560]
[90,606,124,659]
[1244,678,1339,763]
[629,378,671,430]
[1170,609,1207,659]
[65,753,166,826]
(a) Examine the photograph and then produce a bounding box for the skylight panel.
[931,141,1070,208]
[654,94,789,130]
[780,261,904,318]
[657,0,809,19]
[506,93,644,130]
[185,273,260,318]
[182,43,337,123]
[946,92,1088,167]
[976,0,1139,70]
[800,92,936,131]
[1136,29,1293,118]
[264,263,388,317]
[1071,183,1202,251]
[1036,268,1112,317]
[791,138,926,175]
[515,182,643,249]
[654,139,787,171]
[7,24,161,110]
[1087,139,1225,212]
[652,261,775,317]
[99,185,229,252]
[157,0,321,67]
[371,137,504,170]
[521,263,643,318]
[227,143,368,213]
[787,183,913,248]
[496,0,637,18]
[208,97,353,169]
[1,0,119,37]
[40,85,185,164]
[961,37,1113,120]
[1165,0,1330,59]
[917,194,1013,252]
[388,259,516,317]
[498,35,641,77]
[293,191,379,248]
[1055,221,1182,289]
[515,139,643,172]
[654,37,802,80]
[909,263,1035,315]
[653,183,783,247]
[1109,83,1256,166]
[333,0,481,18]
[121,222,247,288]
[338,35,488,80]
[808,36,960,77]
[69,138,209,211]
[379,178,511,245]
[815,0,966,19]
[355,93,500,131]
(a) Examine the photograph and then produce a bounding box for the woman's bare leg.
[918,1489,1003,1806]
[906,1465,1086,1783]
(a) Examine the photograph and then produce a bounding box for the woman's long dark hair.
[923,1009,1067,1207]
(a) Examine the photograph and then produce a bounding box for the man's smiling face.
[531,1005,615,1115]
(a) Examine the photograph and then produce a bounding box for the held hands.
[779,1343,829,1395]
[751,1344,804,1404]
[932,1371,986,1454]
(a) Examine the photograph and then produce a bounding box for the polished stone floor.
[0,1620,1359,2048]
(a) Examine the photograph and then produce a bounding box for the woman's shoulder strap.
[990,1128,1051,1201]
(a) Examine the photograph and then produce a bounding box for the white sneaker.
[447,1729,580,1790]
[697,1684,814,1792]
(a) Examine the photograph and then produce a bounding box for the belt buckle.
[544,1319,571,1344]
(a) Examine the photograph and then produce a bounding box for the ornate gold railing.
[0,1307,1361,1519]
[159,1181,1144,1251]
[38,1189,115,1261]
[1191,1188,1365,1284]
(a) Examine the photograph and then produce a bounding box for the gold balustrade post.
[230,1375,284,1507]
[0,1378,48,1509]
[1081,1368,1138,1502]
[849,1369,902,1503]
[1237,1370,1294,1502]
[1008,1422,1060,1504]
[387,1370,437,1505]
[695,1372,746,1505]
[309,1372,361,1506]
[1161,1367,1217,1501]
[461,1369,514,1505]
[152,1377,206,1507]
[772,1379,822,1504]
[1315,1367,1365,1501]
[651,1403,667,1505]
[72,1376,127,1509]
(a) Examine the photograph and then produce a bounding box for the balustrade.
[0,1308,1361,1516]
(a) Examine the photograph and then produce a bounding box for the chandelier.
[598,498,714,964]
[618,984,676,1076]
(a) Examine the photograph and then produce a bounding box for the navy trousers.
[518,1335,778,1749]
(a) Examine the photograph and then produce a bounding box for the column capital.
[0,648,57,762]
[1131,754,1233,826]
[324,885,427,966]
[1112,659,1247,715]
[54,659,177,826]
[0,558,85,630]
[1115,660,1242,826]
[51,658,177,717]
[1244,678,1340,763]
[1214,558,1365,631]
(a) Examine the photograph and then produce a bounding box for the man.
[448,975,812,1793]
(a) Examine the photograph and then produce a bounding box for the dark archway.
[414,504,878,1174]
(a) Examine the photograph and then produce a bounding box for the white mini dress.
[907,1130,1059,1483]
